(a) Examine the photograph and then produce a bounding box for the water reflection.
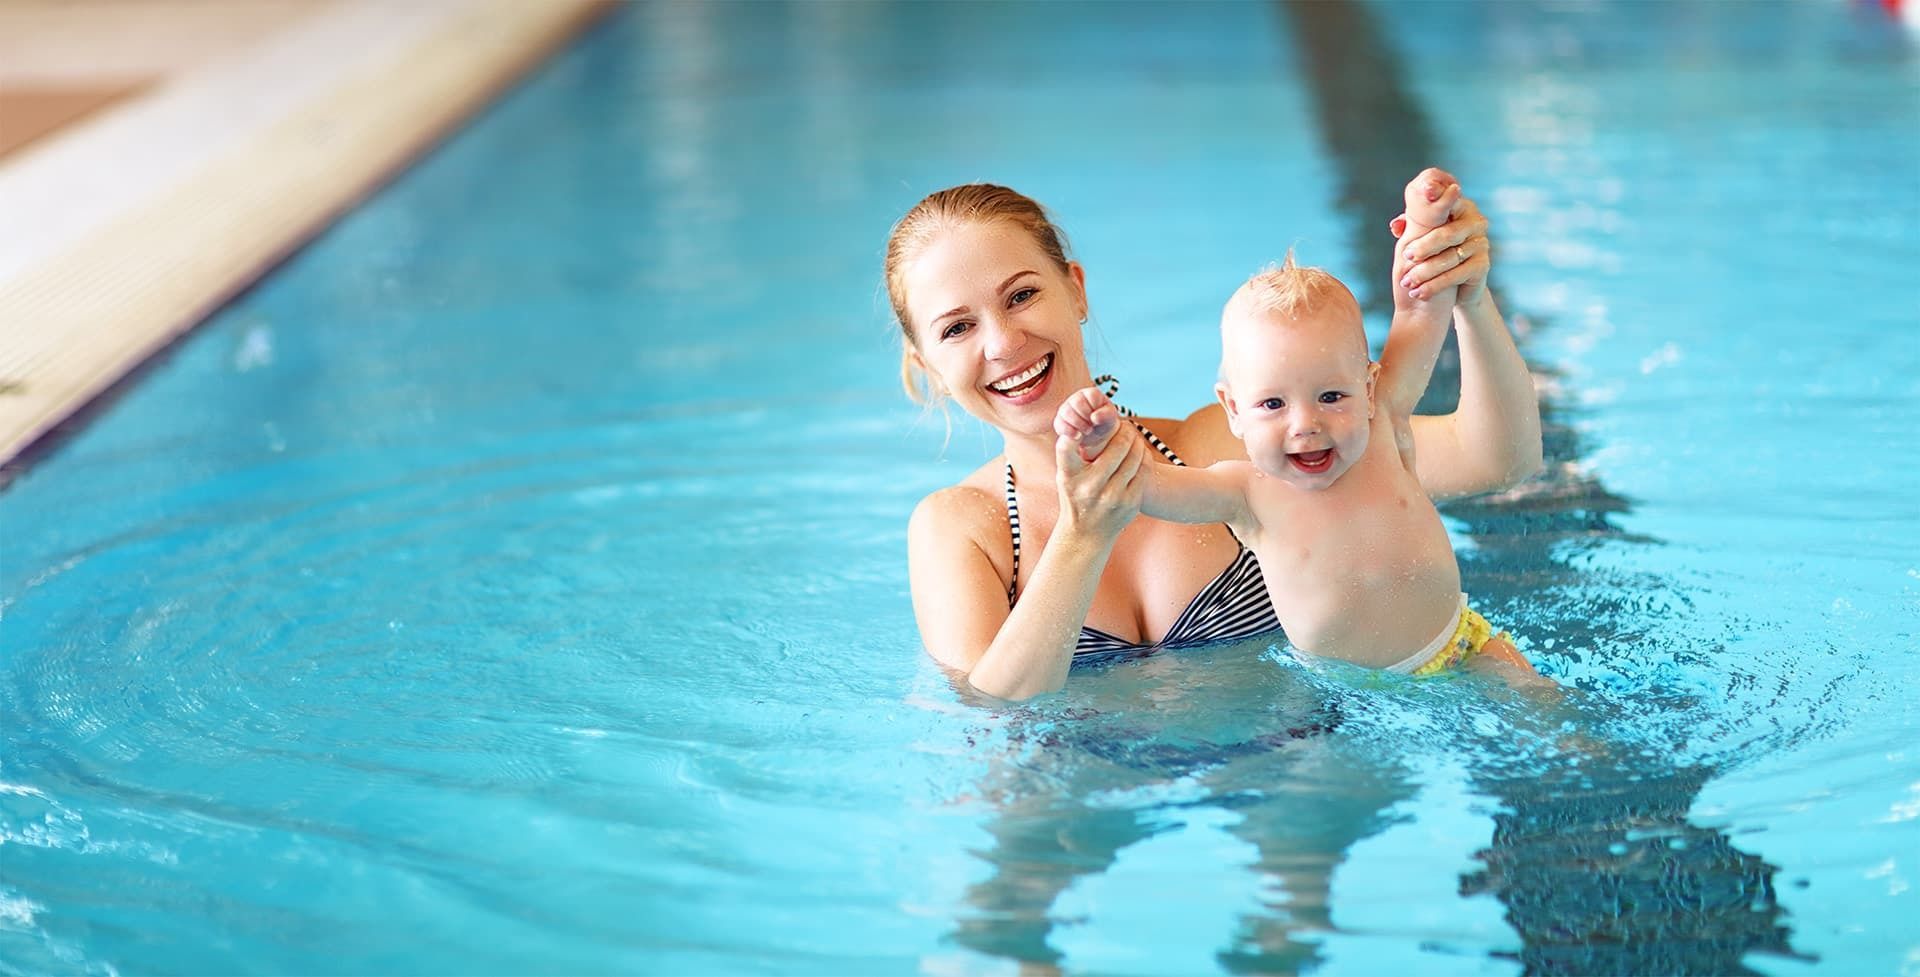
[943,662,1808,973]
[1464,759,1804,975]
[943,660,1400,973]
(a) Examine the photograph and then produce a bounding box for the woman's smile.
[987,353,1054,403]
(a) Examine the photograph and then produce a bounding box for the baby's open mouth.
[988,354,1052,398]
[1289,449,1334,474]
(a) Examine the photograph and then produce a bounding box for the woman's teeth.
[989,354,1052,395]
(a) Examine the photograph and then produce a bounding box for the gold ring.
[1456,244,1469,262]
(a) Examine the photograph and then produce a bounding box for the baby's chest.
[1255,481,1444,580]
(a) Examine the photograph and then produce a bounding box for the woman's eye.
[1259,398,1285,410]
[1319,391,1346,404]
[1009,287,1037,306]
[940,320,972,341]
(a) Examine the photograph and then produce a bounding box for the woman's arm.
[908,432,1147,701]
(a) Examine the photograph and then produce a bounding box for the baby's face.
[1217,308,1375,490]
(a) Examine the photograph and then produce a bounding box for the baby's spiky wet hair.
[1217,250,1369,389]
[1223,249,1357,324]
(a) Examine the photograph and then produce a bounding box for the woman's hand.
[1053,422,1146,543]
[1390,167,1492,310]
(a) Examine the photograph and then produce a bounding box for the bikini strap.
[1003,462,1021,608]
[1092,374,1185,466]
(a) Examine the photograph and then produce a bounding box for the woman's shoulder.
[908,458,1009,539]
[1146,405,1249,467]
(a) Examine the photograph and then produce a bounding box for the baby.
[1057,193,1547,685]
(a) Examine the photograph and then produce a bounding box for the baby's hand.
[1054,387,1121,462]
[1402,170,1457,233]
[1394,168,1462,307]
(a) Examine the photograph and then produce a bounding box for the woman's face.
[902,220,1092,438]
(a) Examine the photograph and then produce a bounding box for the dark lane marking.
[1276,3,1801,974]
[1281,0,1437,324]
[1281,0,1631,528]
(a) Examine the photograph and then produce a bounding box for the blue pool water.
[3,2,1917,973]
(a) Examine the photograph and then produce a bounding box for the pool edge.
[0,0,613,477]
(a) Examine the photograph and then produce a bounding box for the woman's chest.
[1005,498,1242,644]
[1089,519,1243,644]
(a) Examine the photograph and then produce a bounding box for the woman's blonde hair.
[883,184,1074,404]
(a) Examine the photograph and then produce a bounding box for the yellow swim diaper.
[1389,594,1513,677]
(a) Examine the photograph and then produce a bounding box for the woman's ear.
[901,347,946,401]
[1214,382,1242,438]
[916,348,948,395]
[1068,261,1088,321]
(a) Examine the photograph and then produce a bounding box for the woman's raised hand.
[1390,167,1493,309]
[1053,419,1145,543]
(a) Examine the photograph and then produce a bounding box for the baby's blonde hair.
[1219,250,1367,385]
[1223,249,1359,325]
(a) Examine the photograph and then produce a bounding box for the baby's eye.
[1318,391,1346,404]
[1008,287,1037,306]
[1258,398,1285,411]
[940,320,972,341]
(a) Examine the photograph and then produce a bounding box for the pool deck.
[0,0,609,472]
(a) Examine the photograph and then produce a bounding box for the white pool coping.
[0,0,606,468]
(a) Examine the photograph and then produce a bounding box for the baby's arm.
[1376,174,1461,420]
[1056,387,1254,528]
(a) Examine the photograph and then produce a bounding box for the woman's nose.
[981,316,1027,359]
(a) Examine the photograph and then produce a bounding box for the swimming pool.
[3,2,1916,973]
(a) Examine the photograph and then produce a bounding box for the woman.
[886,169,1542,700]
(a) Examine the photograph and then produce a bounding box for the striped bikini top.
[1004,379,1280,665]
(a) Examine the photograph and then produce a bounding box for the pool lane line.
[1276,10,1801,969]
[1278,0,1438,325]
[0,0,614,484]
[1278,0,1632,531]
